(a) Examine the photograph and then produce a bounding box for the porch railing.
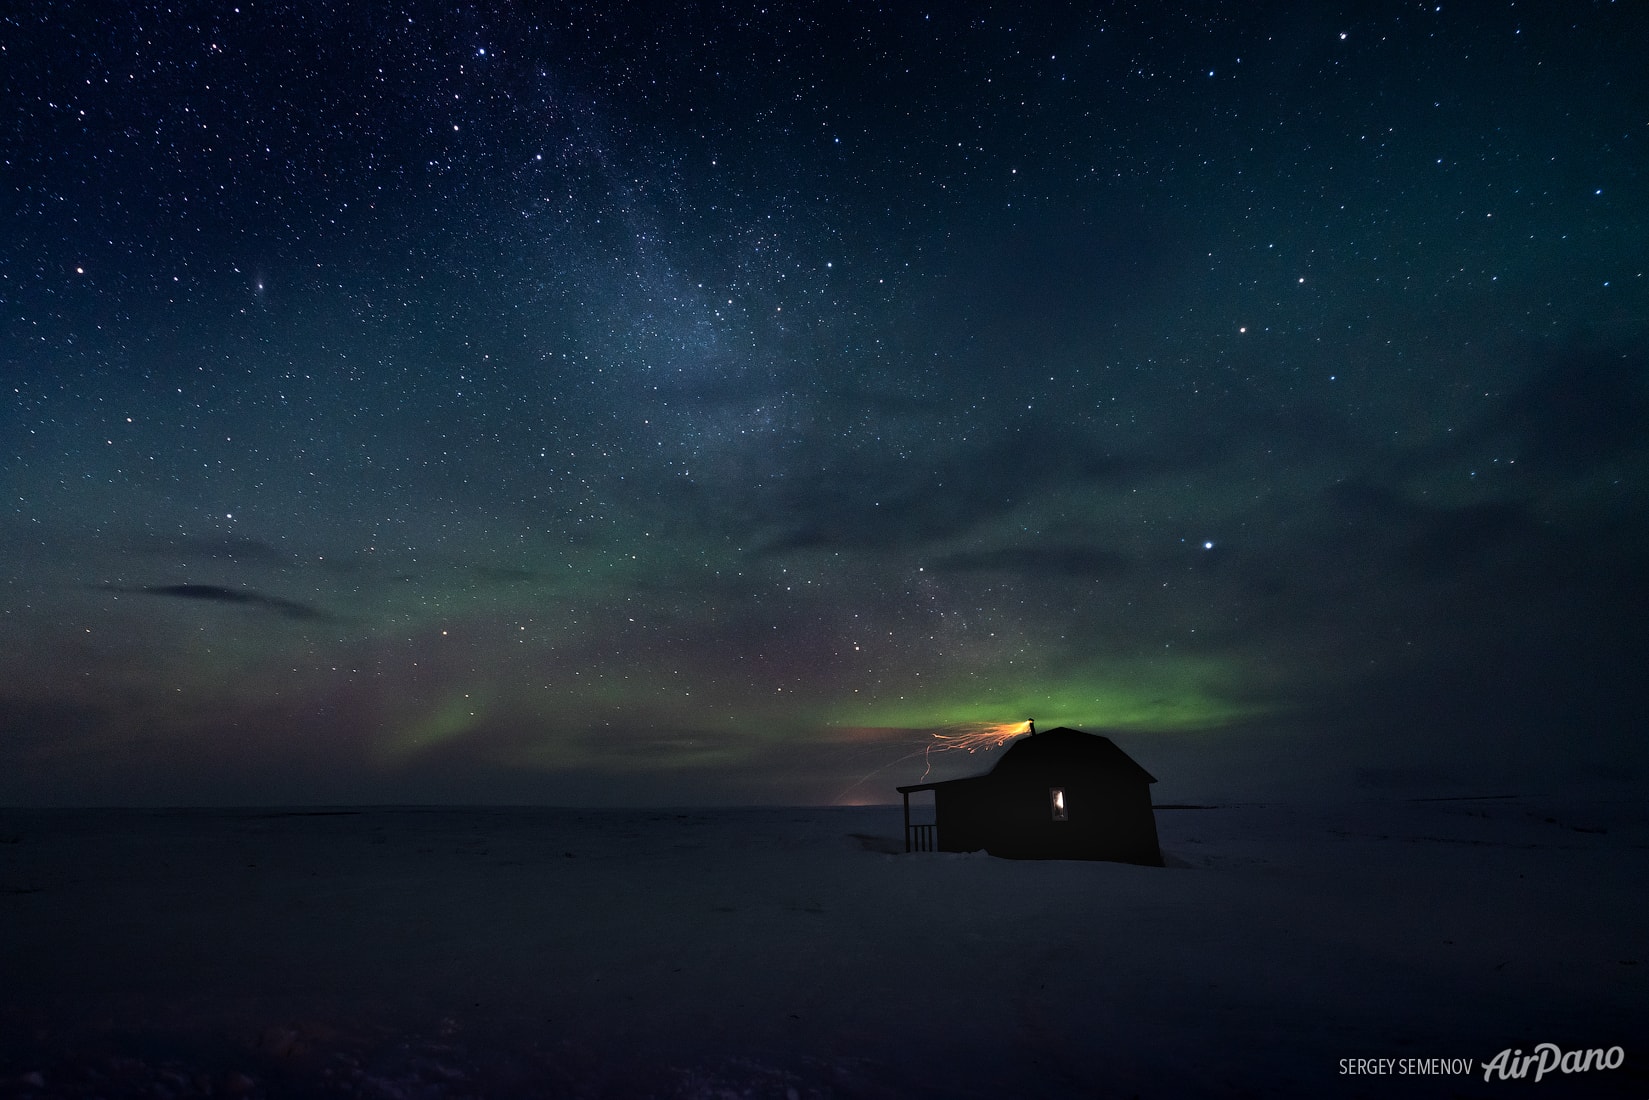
[906,822,936,852]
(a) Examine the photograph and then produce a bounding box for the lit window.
[1050,787,1068,821]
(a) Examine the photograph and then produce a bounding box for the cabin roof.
[897,726,1156,793]
[993,726,1157,783]
[896,773,988,795]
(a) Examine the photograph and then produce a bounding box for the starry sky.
[3,1,1646,806]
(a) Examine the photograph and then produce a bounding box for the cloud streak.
[104,584,333,622]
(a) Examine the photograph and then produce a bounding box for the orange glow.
[918,719,1033,779]
[928,719,1031,754]
[830,719,1034,802]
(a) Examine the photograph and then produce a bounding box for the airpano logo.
[1481,1043,1625,1083]
[1337,1043,1628,1084]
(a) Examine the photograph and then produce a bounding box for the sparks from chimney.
[918,719,1034,778]
[831,719,1035,803]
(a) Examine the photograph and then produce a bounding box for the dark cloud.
[570,723,752,762]
[761,429,1138,553]
[151,536,290,566]
[0,698,107,765]
[113,584,332,622]
[922,206,1183,369]
[1397,345,1649,481]
[1321,480,1546,582]
[1491,348,1649,471]
[931,544,1132,578]
[1298,612,1649,792]
[1397,500,1531,579]
[468,566,543,585]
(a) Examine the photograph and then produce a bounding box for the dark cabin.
[897,726,1162,865]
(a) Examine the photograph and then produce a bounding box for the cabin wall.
[922,733,1164,864]
[933,780,991,853]
[980,773,1161,865]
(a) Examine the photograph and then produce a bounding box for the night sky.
[3,1,1646,806]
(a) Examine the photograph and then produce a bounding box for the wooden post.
[902,789,911,853]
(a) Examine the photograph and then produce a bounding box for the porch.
[895,782,939,853]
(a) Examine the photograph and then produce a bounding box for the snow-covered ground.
[1,797,1644,1097]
